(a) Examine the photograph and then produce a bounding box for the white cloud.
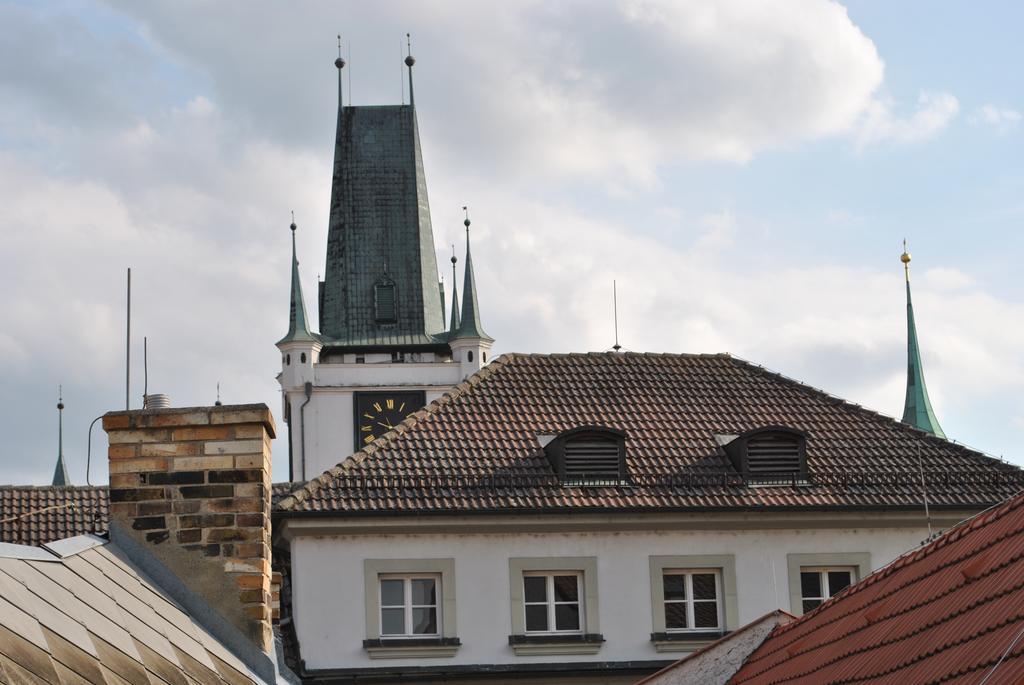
[970,104,1021,134]
[100,0,888,186]
[856,91,959,147]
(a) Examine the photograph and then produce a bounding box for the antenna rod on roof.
[126,267,131,410]
[612,280,621,352]
[143,336,148,403]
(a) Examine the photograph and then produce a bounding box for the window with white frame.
[799,567,854,613]
[662,570,722,632]
[523,572,583,634]
[379,574,440,637]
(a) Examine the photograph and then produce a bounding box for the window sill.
[650,631,727,653]
[508,634,605,656]
[362,637,461,659]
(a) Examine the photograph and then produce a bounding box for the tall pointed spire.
[405,33,415,107]
[449,245,461,334]
[278,215,318,345]
[52,386,69,486]
[454,208,492,341]
[900,242,945,438]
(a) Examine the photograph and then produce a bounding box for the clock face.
[354,391,426,446]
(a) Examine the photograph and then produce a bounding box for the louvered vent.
[375,283,397,323]
[746,434,802,474]
[564,436,621,482]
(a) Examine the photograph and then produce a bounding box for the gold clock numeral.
[363,434,375,444]
[399,402,405,412]
[360,425,371,432]
[363,412,374,419]
[386,398,395,409]
[373,402,383,412]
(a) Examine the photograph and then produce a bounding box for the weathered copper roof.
[1,484,299,547]
[319,104,446,349]
[0,536,267,685]
[278,352,1023,515]
[727,488,1024,683]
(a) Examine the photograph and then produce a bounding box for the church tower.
[277,40,494,480]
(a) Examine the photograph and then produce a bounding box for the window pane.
[802,599,821,614]
[692,574,717,600]
[412,607,437,634]
[381,607,404,635]
[800,571,821,599]
[694,601,719,628]
[553,575,579,602]
[665,602,688,629]
[555,603,580,631]
[827,571,853,596]
[663,574,687,601]
[411,578,436,606]
[380,579,404,607]
[525,604,548,632]
[524,576,547,603]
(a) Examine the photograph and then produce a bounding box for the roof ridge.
[0,484,108,491]
[724,354,1013,469]
[276,354,518,511]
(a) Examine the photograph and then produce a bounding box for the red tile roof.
[0,486,107,546]
[727,488,1024,684]
[279,353,1023,515]
[1,483,300,547]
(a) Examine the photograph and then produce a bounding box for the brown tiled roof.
[726,489,1024,684]
[279,352,1023,515]
[0,537,267,685]
[1,484,299,547]
[0,486,108,546]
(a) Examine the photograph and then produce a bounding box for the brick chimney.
[103,404,276,654]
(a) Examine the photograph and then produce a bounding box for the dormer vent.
[564,435,620,479]
[720,426,808,481]
[542,426,627,485]
[746,433,801,474]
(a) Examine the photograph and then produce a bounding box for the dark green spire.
[319,95,445,348]
[278,218,318,345]
[52,388,69,486]
[454,211,492,341]
[449,247,461,335]
[901,245,945,438]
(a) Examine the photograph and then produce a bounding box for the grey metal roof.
[319,105,446,349]
[0,535,270,685]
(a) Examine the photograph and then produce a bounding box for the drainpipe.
[299,382,313,481]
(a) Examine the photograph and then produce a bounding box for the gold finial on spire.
[901,238,911,281]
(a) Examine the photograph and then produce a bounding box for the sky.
[2,0,1023,485]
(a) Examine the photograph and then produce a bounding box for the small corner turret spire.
[449,244,461,334]
[900,241,945,438]
[453,206,492,341]
[405,33,416,107]
[278,213,319,345]
[52,385,70,486]
[335,35,346,109]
